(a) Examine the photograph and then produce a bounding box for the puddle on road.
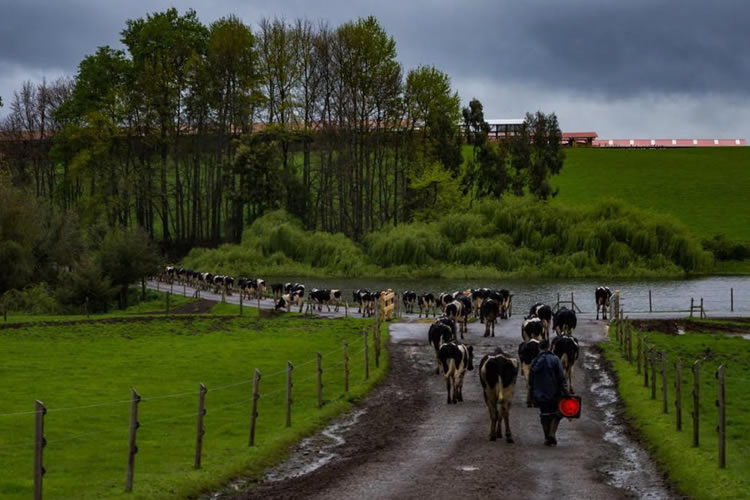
[585,351,671,499]
[265,409,367,482]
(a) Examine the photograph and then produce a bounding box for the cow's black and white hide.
[553,307,577,336]
[472,289,489,319]
[438,292,453,313]
[521,317,544,342]
[526,302,552,340]
[428,317,457,374]
[330,289,342,311]
[552,335,580,394]
[275,290,305,313]
[518,339,541,407]
[438,342,474,404]
[310,288,332,311]
[596,286,613,320]
[498,289,512,319]
[270,283,284,298]
[479,348,519,442]
[353,289,369,314]
[418,293,436,318]
[480,298,500,337]
[402,291,417,314]
[445,299,470,338]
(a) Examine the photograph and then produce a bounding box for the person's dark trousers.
[538,401,559,446]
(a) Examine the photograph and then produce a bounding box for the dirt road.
[206,314,675,500]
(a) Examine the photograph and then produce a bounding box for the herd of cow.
[428,286,613,443]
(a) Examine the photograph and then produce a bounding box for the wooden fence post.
[286,362,293,428]
[649,289,652,313]
[636,332,642,375]
[317,352,323,409]
[166,292,170,315]
[730,288,734,312]
[194,383,207,469]
[644,340,649,388]
[571,292,575,312]
[692,361,700,447]
[627,323,633,362]
[717,364,726,468]
[239,293,243,316]
[674,360,682,431]
[661,351,668,414]
[343,342,349,393]
[690,297,694,318]
[249,369,260,447]
[363,330,369,381]
[700,297,705,319]
[125,388,141,492]
[85,296,90,318]
[345,301,349,318]
[34,400,46,500]
[651,351,657,400]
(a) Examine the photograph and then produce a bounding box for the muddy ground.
[206,315,678,500]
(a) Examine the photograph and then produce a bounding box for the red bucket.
[559,396,581,418]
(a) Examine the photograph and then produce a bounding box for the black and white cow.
[163,266,175,283]
[480,298,500,337]
[310,288,332,311]
[521,317,544,342]
[428,317,457,374]
[553,307,577,336]
[479,348,519,442]
[498,289,512,319]
[596,286,613,320]
[353,289,369,314]
[472,289,489,319]
[199,272,213,291]
[330,289,342,312]
[526,302,552,340]
[438,342,474,405]
[445,298,470,338]
[402,291,417,314]
[270,283,284,299]
[518,339,541,407]
[275,289,305,313]
[552,335,580,394]
[253,279,266,299]
[418,293,436,318]
[438,292,454,312]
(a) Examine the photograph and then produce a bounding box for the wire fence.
[608,291,745,471]
[0,325,383,499]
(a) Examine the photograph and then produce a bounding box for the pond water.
[266,275,750,316]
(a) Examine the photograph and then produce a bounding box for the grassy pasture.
[556,148,750,242]
[0,314,386,499]
[603,324,750,499]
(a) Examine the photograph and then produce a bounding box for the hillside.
[555,148,750,242]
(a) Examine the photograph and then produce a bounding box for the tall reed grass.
[182,199,713,278]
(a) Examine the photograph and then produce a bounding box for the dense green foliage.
[555,148,750,242]
[603,324,750,499]
[184,199,713,278]
[0,314,387,499]
[0,181,160,313]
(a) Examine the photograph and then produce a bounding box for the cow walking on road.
[438,342,474,405]
[596,286,613,320]
[479,348,519,442]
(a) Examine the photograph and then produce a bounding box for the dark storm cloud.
[1,0,749,137]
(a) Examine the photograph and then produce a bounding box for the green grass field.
[0,314,386,499]
[602,323,749,499]
[556,148,750,242]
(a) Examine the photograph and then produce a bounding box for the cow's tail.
[443,358,456,379]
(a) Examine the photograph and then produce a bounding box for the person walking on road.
[529,338,569,446]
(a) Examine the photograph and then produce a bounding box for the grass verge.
[601,323,750,499]
[0,314,388,499]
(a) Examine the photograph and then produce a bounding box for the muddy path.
[207,315,677,500]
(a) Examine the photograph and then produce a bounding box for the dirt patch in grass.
[629,318,750,335]
[169,299,218,314]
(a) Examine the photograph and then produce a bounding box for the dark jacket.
[529,350,569,404]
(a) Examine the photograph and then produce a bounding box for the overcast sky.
[1,0,749,139]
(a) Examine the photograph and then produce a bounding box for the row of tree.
[0,9,564,249]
